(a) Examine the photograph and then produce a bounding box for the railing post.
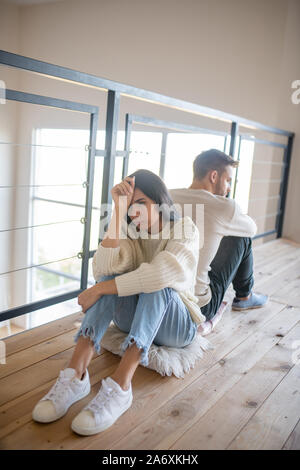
[80,111,99,290]
[229,121,239,158]
[98,90,120,244]
[223,134,228,153]
[276,134,294,238]
[159,131,168,180]
[229,121,239,199]
[122,113,132,179]
[232,135,242,200]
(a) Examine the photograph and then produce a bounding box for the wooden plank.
[253,239,299,269]
[168,321,300,449]
[227,360,300,449]
[106,306,300,450]
[61,302,289,450]
[1,318,118,380]
[0,237,298,450]
[0,349,120,445]
[253,250,299,286]
[271,266,300,308]
[0,330,80,380]
[0,300,285,450]
[283,419,300,450]
[4,311,83,357]
[257,260,300,301]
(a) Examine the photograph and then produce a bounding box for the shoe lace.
[44,371,73,403]
[85,380,117,415]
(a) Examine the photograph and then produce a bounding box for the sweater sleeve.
[222,200,257,238]
[114,217,200,296]
[92,239,135,281]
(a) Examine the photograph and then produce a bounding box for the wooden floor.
[1,237,300,450]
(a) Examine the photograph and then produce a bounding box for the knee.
[139,286,173,299]
[224,235,251,252]
[237,236,252,253]
[112,316,130,334]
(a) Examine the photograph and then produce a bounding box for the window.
[28,128,253,328]
[164,132,225,188]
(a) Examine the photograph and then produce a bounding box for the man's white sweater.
[92,215,207,326]
[169,188,257,308]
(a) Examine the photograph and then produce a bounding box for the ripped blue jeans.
[73,273,198,367]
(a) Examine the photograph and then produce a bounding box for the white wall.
[12,0,300,240]
[274,0,300,241]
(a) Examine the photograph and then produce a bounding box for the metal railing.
[0,50,295,322]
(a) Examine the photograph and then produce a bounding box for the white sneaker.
[32,367,91,423]
[71,376,133,436]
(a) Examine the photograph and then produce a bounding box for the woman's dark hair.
[125,169,181,225]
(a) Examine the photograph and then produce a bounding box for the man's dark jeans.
[200,236,254,321]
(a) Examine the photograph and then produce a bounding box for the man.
[169,148,268,334]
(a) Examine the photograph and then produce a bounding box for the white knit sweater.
[92,215,206,325]
[169,188,257,308]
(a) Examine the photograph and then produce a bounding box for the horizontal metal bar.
[249,195,280,202]
[251,179,282,183]
[0,289,83,323]
[0,141,86,153]
[37,265,94,285]
[37,265,80,281]
[253,229,277,240]
[253,211,282,221]
[95,149,106,157]
[95,149,127,157]
[0,50,294,137]
[129,114,229,136]
[252,160,285,166]
[5,89,98,114]
[0,255,78,277]
[33,196,100,211]
[0,183,83,189]
[240,134,287,149]
[0,218,80,233]
[0,141,88,151]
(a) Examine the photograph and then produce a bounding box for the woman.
[32,169,206,436]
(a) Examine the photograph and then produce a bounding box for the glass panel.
[29,296,82,329]
[247,143,284,235]
[233,139,255,213]
[164,133,225,189]
[127,131,162,175]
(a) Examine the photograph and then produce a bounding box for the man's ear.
[209,169,218,184]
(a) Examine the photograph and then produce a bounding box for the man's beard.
[215,180,224,196]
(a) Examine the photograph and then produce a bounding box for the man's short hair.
[193,149,239,180]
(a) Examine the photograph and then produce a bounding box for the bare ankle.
[110,374,130,391]
[68,367,85,380]
[78,370,86,380]
[236,293,251,300]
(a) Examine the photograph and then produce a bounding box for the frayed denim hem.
[73,325,102,355]
[120,334,149,367]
